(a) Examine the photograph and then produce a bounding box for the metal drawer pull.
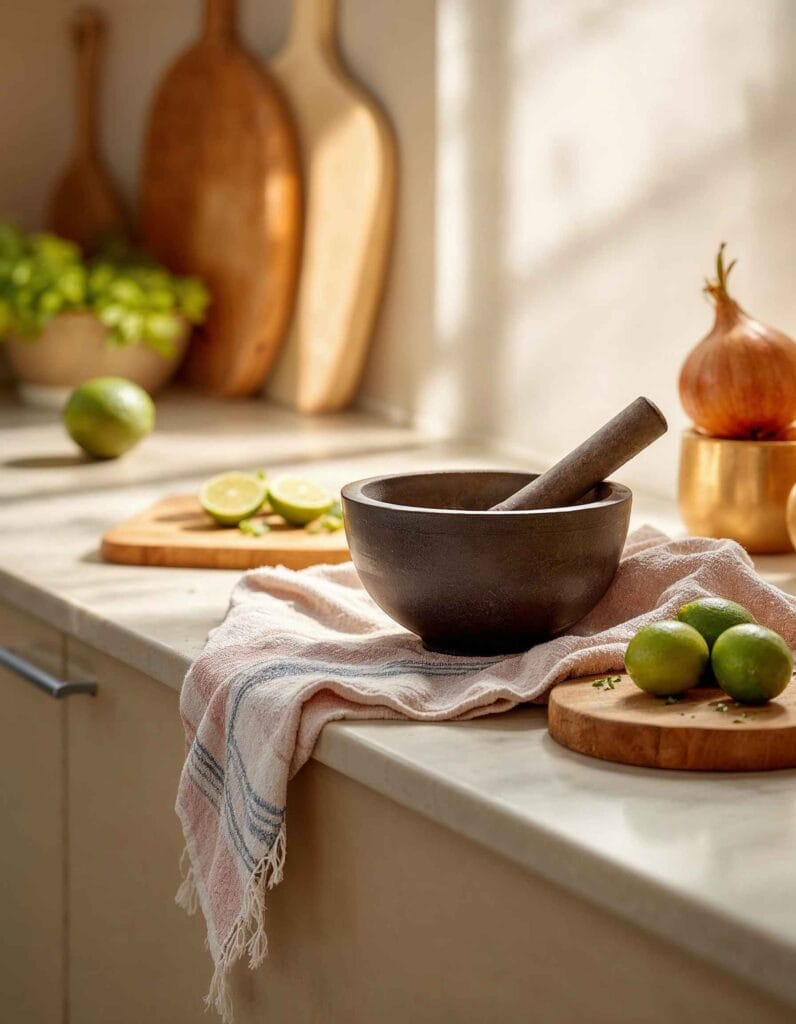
[0,645,97,699]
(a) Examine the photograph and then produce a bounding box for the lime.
[200,472,268,527]
[676,597,756,650]
[63,376,154,459]
[711,624,793,705]
[625,621,709,697]
[268,477,335,526]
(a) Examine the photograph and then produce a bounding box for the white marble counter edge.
[2,560,794,1009]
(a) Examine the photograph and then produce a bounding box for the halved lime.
[268,477,335,526]
[199,472,268,527]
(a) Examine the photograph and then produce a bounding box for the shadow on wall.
[412,0,796,498]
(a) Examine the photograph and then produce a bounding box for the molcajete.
[341,470,632,655]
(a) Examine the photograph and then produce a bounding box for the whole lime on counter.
[63,377,155,459]
[676,597,756,650]
[711,624,793,705]
[200,471,268,526]
[268,477,335,526]
[625,621,709,697]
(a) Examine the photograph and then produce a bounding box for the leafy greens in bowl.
[0,224,209,356]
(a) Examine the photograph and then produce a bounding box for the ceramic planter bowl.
[679,430,796,554]
[5,311,190,408]
[341,470,632,655]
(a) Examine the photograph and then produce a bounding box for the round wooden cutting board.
[548,675,796,771]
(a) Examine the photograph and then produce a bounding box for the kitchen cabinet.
[0,603,68,1024]
[0,597,794,1023]
[64,640,208,1024]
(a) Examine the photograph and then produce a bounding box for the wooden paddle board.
[101,494,348,571]
[47,6,130,252]
[548,675,796,771]
[266,0,396,413]
[140,0,302,397]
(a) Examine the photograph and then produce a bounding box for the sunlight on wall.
[409,0,796,496]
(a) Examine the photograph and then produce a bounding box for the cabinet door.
[65,641,208,1024]
[0,603,67,1024]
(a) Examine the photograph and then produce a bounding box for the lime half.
[268,477,335,526]
[200,472,268,527]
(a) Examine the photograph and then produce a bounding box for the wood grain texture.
[140,0,302,397]
[47,6,129,251]
[101,493,348,570]
[549,675,796,771]
[267,0,396,413]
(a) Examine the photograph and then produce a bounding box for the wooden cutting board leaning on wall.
[48,6,130,252]
[267,0,397,414]
[140,0,302,397]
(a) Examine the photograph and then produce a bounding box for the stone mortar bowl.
[341,470,632,655]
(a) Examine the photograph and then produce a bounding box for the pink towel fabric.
[176,526,796,1018]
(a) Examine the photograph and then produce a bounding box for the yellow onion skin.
[679,247,796,439]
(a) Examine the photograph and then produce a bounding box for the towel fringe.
[197,821,287,1023]
[175,846,198,916]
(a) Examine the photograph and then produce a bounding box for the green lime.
[200,472,268,527]
[625,621,709,697]
[676,597,756,650]
[63,376,155,459]
[268,477,334,526]
[711,624,793,705]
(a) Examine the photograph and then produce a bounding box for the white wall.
[3,0,796,498]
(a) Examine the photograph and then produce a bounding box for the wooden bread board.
[266,0,396,413]
[48,7,129,251]
[140,0,302,396]
[548,675,796,772]
[101,494,348,570]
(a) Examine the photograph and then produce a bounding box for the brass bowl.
[678,430,796,554]
[787,484,796,549]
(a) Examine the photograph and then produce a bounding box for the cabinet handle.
[0,645,97,699]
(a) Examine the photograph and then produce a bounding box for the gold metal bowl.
[787,484,796,550]
[678,430,796,554]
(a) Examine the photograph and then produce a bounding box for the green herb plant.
[0,225,209,356]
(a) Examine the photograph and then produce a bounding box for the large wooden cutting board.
[266,0,396,413]
[548,675,796,771]
[140,0,302,397]
[101,494,348,570]
[48,7,129,251]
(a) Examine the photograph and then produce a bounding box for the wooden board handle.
[70,6,106,157]
[203,0,238,42]
[286,0,338,58]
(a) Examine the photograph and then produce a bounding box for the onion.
[679,244,796,439]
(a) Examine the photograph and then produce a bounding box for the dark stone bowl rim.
[342,469,632,517]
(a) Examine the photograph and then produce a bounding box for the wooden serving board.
[548,675,796,772]
[48,7,129,251]
[266,0,396,413]
[140,0,302,397]
[101,494,348,571]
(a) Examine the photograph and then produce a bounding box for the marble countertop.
[1,388,795,1009]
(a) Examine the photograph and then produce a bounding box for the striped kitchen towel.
[176,525,796,1018]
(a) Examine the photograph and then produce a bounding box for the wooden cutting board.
[548,675,796,771]
[140,0,302,397]
[48,7,129,251]
[101,494,348,570]
[266,0,396,413]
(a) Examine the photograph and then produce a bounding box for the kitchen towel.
[176,526,796,1018]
